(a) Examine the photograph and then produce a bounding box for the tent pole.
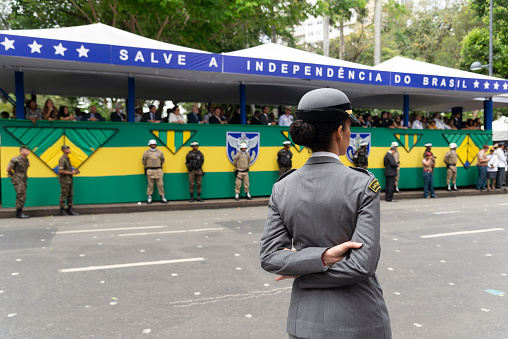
[240,82,246,124]
[403,94,409,127]
[484,97,493,130]
[15,71,25,120]
[127,77,135,122]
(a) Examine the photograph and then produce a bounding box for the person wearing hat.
[260,88,391,339]
[390,142,401,192]
[476,145,490,190]
[444,143,459,191]
[384,144,398,202]
[423,151,437,198]
[277,141,293,177]
[233,142,252,200]
[142,140,167,204]
[58,145,80,216]
[278,106,294,126]
[6,145,31,218]
[353,142,369,169]
[494,143,507,189]
[423,143,433,158]
[185,141,205,202]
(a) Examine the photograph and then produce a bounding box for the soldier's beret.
[20,144,30,150]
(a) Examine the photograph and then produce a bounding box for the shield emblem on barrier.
[346,133,371,163]
[226,132,260,165]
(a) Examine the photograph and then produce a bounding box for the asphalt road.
[1,195,507,339]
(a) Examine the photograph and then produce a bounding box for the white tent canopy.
[493,117,508,141]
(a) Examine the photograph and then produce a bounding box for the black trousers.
[385,175,395,201]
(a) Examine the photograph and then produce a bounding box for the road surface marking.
[420,228,504,239]
[118,227,225,237]
[60,257,205,273]
[432,211,460,215]
[56,226,166,234]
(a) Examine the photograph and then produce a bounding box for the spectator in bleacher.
[278,106,294,126]
[377,111,391,128]
[74,107,84,121]
[357,114,367,127]
[134,107,143,122]
[392,116,407,129]
[422,116,429,129]
[110,103,127,122]
[203,105,214,124]
[250,110,261,125]
[141,104,162,123]
[365,114,373,127]
[412,115,423,129]
[25,99,43,122]
[260,106,276,125]
[433,113,450,130]
[168,105,186,124]
[1,111,10,119]
[43,99,58,121]
[452,112,462,129]
[187,104,203,124]
[83,105,105,122]
[228,107,242,124]
[58,106,76,121]
[209,107,224,124]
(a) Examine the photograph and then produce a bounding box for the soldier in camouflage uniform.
[58,145,80,215]
[277,141,293,177]
[186,141,205,202]
[6,145,30,218]
[353,142,369,169]
[444,143,459,191]
[142,139,167,204]
[233,141,252,201]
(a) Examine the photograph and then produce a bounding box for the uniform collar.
[307,152,342,165]
[311,151,341,161]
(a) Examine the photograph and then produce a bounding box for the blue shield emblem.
[347,133,371,163]
[226,132,260,165]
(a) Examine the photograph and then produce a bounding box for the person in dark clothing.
[377,111,392,128]
[250,110,261,125]
[187,105,203,124]
[384,145,398,202]
[229,108,242,124]
[209,107,223,124]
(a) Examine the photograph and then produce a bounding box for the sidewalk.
[0,187,506,219]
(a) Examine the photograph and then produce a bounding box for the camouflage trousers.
[12,179,27,209]
[60,182,74,208]
[279,167,291,177]
[188,169,203,194]
[235,172,249,194]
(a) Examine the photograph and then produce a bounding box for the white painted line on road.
[498,203,508,206]
[118,227,225,237]
[59,257,205,273]
[420,228,504,239]
[432,211,460,215]
[55,226,166,234]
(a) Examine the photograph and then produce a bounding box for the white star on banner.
[473,80,479,88]
[503,82,508,91]
[76,45,89,58]
[1,37,15,51]
[54,43,67,56]
[494,82,499,90]
[28,40,42,54]
[484,81,490,89]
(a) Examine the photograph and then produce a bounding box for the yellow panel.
[1,147,58,178]
[39,136,65,170]
[65,138,90,168]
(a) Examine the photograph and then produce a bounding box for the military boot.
[67,206,79,216]
[246,192,253,200]
[60,208,69,216]
[196,194,204,202]
[16,209,30,219]
[189,192,194,203]
[147,195,152,204]
[161,195,168,203]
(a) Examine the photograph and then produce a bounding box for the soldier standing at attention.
[277,141,293,177]
[142,139,168,204]
[58,145,80,215]
[6,145,31,218]
[186,141,204,203]
[354,142,369,169]
[391,142,401,192]
[444,143,459,191]
[233,141,252,201]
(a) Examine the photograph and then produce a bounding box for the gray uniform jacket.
[260,156,391,339]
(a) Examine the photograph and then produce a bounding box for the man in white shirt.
[412,115,423,129]
[433,113,451,130]
[495,143,507,189]
[278,106,294,126]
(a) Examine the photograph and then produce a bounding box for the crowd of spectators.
[0,100,485,130]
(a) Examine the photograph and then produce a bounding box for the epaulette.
[349,167,380,193]
[276,169,297,182]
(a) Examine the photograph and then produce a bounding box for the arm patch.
[369,179,380,193]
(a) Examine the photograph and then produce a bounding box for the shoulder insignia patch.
[369,179,380,193]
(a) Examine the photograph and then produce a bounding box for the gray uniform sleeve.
[297,179,381,288]
[260,188,329,276]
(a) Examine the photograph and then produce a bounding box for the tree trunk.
[271,25,277,43]
[323,15,330,57]
[339,20,344,59]
[374,0,382,65]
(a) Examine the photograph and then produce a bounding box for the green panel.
[5,127,64,156]
[469,133,492,149]
[443,133,467,145]
[65,128,117,154]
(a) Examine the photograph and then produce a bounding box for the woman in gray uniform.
[260,88,391,339]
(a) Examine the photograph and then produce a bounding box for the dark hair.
[149,104,156,110]
[59,106,68,116]
[289,118,347,152]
